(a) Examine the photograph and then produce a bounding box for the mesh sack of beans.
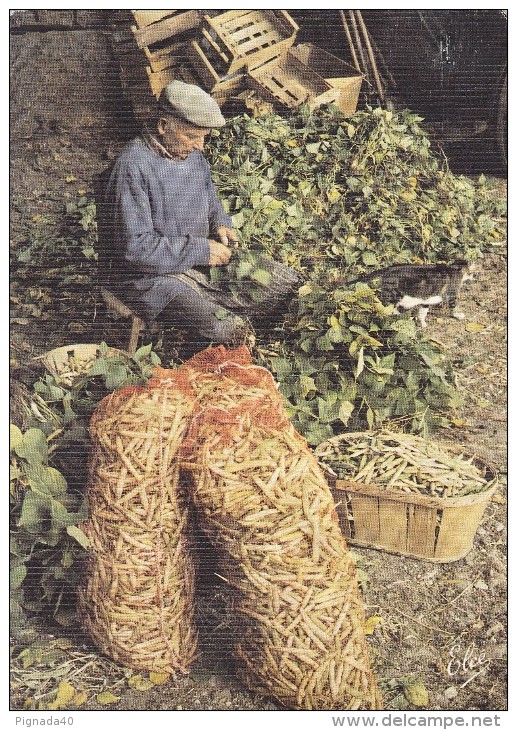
[164,344,282,411]
[183,377,383,710]
[77,371,198,674]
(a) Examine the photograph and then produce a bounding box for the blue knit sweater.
[106,137,232,277]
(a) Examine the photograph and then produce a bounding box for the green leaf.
[338,400,355,425]
[25,464,67,497]
[17,645,45,669]
[236,260,254,278]
[10,424,23,451]
[297,375,317,399]
[270,357,292,379]
[81,246,97,261]
[133,343,152,362]
[48,680,77,710]
[86,358,109,376]
[366,407,375,429]
[15,429,48,466]
[315,333,334,351]
[355,346,365,379]
[214,308,229,320]
[18,491,51,530]
[105,363,130,391]
[231,211,245,229]
[62,392,77,425]
[96,692,120,705]
[361,251,378,266]
[328,325,344,344]
[249,268,272,287]
[317,397,340,424]
[298,284,312,297]
[128,674,154,691]
[51,499,77,530]
[305,422,334,447]
[10,565,27,590]
[34,380,66,402]
[66,525,91,549]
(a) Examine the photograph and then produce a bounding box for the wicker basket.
[315,433,498,563]
[35,344,127,386]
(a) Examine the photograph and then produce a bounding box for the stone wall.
[10,9,130,32]
[10,10,131,140]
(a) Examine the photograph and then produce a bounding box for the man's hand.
[216,226,239,248]
[208,240,232,266]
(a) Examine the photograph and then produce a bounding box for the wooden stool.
[100,287,145,355]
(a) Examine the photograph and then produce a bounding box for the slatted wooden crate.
[314,432,499,564]
[247,53,341,112]
[192,10,298,78]
[112,13,202,123]
[177,63,245,108]
[187,33,247,95]
[130,10,203,50]
[289,43,363,117]
[328,477,497,562]
[131,10,181,28]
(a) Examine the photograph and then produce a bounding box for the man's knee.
[212,314,250,347]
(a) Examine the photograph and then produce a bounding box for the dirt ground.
[10,22,507,714]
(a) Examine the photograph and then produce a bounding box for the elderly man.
[102,80,299,353]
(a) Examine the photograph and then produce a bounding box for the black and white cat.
[361,261,474,327]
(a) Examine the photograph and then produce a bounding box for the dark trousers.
[116,258,302,350]
[158,278,250,349]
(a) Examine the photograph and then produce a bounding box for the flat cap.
[158,80,226,128]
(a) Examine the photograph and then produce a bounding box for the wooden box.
[177,64,245,108]
[112,14,197,121]
[130,10,203,50]
[315,433,498,563]
[289,43,363,117]
[195,10,298,77]
[329,478,497,562]
[247,53,341,112]
[187,34,247,94]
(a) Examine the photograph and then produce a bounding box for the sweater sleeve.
[112,160,211,275]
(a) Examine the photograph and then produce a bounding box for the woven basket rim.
[315,430,498,500]
[34,343,128,379]
[331,474,498,507]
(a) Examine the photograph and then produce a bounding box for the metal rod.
[369,33,398,90]
[416,10,440,48]
[356,10,386,105]
[339,9,362,74]
[348,9,369,77]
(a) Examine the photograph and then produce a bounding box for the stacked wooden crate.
[112,10,205,123]
[289,43,364,116]
[112,10,364,122]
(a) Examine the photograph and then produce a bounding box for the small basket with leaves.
[35,344,127,387]
[315,431,498,563]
